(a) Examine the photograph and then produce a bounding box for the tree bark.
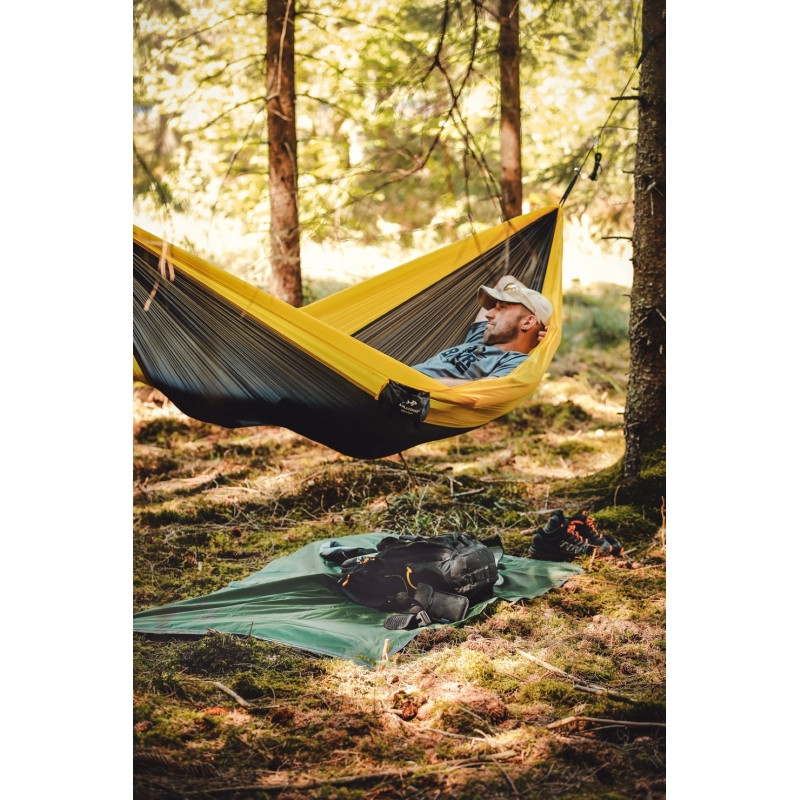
[266,0,302,306]
[498,0,522,219]
[623,0,666,481]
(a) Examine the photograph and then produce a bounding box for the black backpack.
[321,532,502,630]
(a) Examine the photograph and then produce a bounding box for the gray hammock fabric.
[133,207,562,458]
[132,532,581,666]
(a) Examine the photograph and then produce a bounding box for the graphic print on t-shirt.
[436,344,483,376]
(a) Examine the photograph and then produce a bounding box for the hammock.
[133,205,563,459]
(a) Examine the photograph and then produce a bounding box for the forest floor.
[132,281,666,800]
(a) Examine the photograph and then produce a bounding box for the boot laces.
[566,519,588,543]
[581,512,599,536]
[566,514,603,549]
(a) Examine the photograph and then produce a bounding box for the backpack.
[322,532,502,630]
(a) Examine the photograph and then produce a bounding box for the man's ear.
[520,314,538,332]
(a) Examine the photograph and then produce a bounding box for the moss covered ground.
[133,282,666,799]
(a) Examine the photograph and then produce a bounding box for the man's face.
[482,301,533,345]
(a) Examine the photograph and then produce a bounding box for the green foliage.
[133,0,640,263]
[553,440,664,518]
[592,505,661,541]
[178,633,262,676]
[505,400,594,435]
[523,678,576,705]
[561,283,631,352]
[134,453,181,482]
[548,589,604,618]
[317,788,368,800]
[553,439,601,460]
[135,417,194,447]
[135,501,230,527]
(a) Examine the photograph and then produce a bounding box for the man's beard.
[482,317,521,346]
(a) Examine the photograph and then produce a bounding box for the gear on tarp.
[321,532,503,630]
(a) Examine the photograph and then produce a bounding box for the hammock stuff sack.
[133,206,563,459]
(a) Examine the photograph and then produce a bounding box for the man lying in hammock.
[412,275,553,386]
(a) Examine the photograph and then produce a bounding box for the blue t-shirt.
[412,321,529,381]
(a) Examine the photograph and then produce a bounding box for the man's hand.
[537,325,549,344]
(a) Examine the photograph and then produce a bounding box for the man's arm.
[434,376,476,386]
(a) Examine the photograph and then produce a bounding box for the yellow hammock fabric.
[133,206,563,459]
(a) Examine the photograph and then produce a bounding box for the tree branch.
[133,142,173,208]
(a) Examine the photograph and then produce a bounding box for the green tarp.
[133,533,581,666]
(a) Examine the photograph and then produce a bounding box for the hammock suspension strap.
[558,35,658,206]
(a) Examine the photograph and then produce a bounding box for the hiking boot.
[528,510,596,562]
[569,511,624,556]
[602,532,624,556]
[568,511,612,555]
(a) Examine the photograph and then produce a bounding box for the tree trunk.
[498,0,522,219]
[623,0,666,481]
[266,0,302,306]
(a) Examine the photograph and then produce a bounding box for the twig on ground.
[183,677,253,709]
[397,451,419,487]
[478,477,533,483]
[516,649,580,679]
[516,649,637,703]
[451,488,485,498]
[383,710,497,743]
[182,750,518,794]
[546,715,665,730]
[573,682,634,701]
[490,755,520,796]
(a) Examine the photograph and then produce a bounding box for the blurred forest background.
[133,0,640,290]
